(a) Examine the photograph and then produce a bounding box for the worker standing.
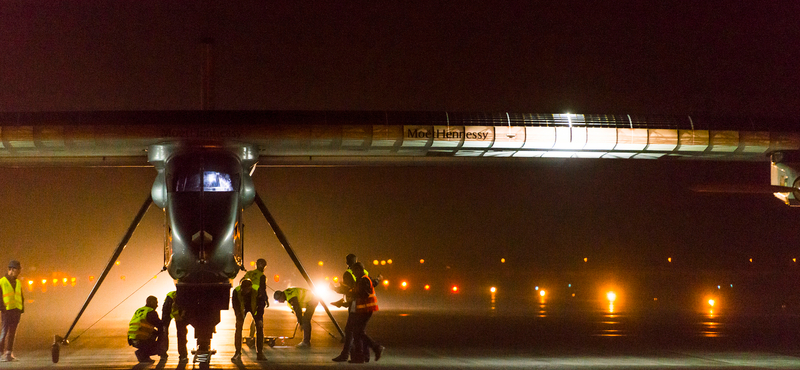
[273,287,320,348]
[128,296,163,363]
[347,262,384,363]
[240,258,268,345]
[231,279,267,362]
[0,260,23,362]
[331,254,383,362]
[161,290,189,362]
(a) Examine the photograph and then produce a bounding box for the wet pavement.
[6,299,800,370]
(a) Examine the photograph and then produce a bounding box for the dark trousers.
[235,311,263,354]
[0,310,21,354]
[339,311,377,359]
[129,336,160,361]
[162,320,188,358]
[351,312,376,360]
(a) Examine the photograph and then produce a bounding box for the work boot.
[256,352,267,361]
[332,354,349,362]
[374,345,385,361]
[231,352,241,362]
[295,341,310,349]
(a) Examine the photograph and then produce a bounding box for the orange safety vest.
[354,276,378,313]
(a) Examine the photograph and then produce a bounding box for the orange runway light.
[387,259,393,264]
[401,281,408,289]
[451,286,459,293]
[373,260,379,265]
[274,274,280,282]
[380,260,386,265]
[382,280,389,287]
[424,284,430,290]
[419,259,425,264]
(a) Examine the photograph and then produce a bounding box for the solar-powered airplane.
[2,110,799,367]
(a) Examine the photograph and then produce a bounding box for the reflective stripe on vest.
[242,270,264,291]
[355,277,378,313]
[128,306,156,340]
[167,291,184,321]
[235,285,258,314]
[345,268,368,287]
[0,277,22,311]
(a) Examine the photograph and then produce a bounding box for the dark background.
[1,1,800,320]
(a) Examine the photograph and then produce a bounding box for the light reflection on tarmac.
[7,296,800,370]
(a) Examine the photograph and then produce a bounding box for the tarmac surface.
[6,294,800,370]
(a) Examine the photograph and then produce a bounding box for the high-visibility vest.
[234,285,258,314]
[0,276,22,311]
[242,269,264,291]
[166,291,185,321]
[354,277,378,313]
[284,287,312,310]
[128,306,157,340]
[345,268,368,287]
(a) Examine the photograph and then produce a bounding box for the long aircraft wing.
[0,111,797,167]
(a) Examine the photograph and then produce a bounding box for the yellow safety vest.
[166,291,185,321]
[0,277,22,311]
[284,287,311,310]
[234,285,258,314]
[128,306,156,340]
[345,268,368,287]
[242,269,264,291]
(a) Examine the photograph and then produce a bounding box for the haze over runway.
[2,1,800,369]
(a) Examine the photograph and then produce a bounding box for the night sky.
[2,1,800,307]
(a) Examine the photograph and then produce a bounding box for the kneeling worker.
[128,296,163,363]
[273,287,319,348]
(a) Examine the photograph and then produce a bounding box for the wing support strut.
[51,195,153,363]
[253,193,345,339]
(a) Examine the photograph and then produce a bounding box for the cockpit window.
[173,171,238,192]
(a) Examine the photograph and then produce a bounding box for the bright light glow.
[373,260,379,265]
[667,257,672,263]
[380,260,386,265]
[318,261,324,266]
[62,278,67,283]
[708,299,715,307]
[115,261,120,266]
[539,290,546,297]
[387,259,393,264]
[794,258,797,263]
[274,274,280,282]
[535,286,539,290]
[250,261,255,267]
[419,259,425,264]
[606,291,617,302]
[749,258,753,263]
[27,280,32,285]
[382,280,389,287]
[203,171,233,191]
[500,258,506,263]
[451,286,459,293]
[584,258,588,262]
[401,281,408,289]
[332,276,338,283]
[424,284,430,290]
[490,287,497,293]
[52,279,57,285]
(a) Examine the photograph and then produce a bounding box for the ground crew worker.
[0,260,23,362]
[331,254,383,362]
[347,262,384,363]
[128,296,163,363]
[161,290,188,362]
[273,287,320,348]
[240,258,268,344]
[231,279,266,362]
